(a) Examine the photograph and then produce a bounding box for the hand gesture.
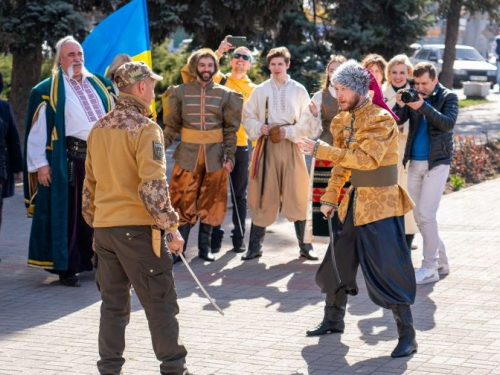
[216,35,233,56]
[223,159,234,173]
[38,165,51,187]
[406,93,424,110]
[166,229,185,256]
[320,204,334,218]
[297,137,316,155]
[309,101,319,118]
[395,89,406,108]
[261,123,270,136]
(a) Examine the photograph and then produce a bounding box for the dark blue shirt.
[410,98,431,161]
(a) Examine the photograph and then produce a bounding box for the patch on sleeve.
[152,141,164,160]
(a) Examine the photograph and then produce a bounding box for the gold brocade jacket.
[313,98,414,226]
[162,80,243,173]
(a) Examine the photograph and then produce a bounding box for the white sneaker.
[415,267,439,285]
[438,263,450,275]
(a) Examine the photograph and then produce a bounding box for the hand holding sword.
[322,205,342,285]
[164,229,225,316]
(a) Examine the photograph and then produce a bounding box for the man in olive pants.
[83,62,192,375]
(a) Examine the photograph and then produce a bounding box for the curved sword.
[327,214,341,284]
[179,253,225,316]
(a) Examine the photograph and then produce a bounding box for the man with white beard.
[23,36,114,287]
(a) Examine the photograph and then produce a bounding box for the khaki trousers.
[398,134,419,235]
[248,139,309,227]
[170,149,228,227]
[94,226,188,375]
[407,161,450,270]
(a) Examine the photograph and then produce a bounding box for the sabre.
[327,213,341,284]
[259,97,269,208]
[179,253,225,316]
[228,174,244,238]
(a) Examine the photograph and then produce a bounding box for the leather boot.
[306,289,347,336]
[211,225,224,254]
[231,235,246,253]
[241,223,265,260]
[198,223,215,262]
[173,224,191,264]
[391,304,418,358]
[294,220,318,260]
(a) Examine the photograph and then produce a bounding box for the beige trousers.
[248,139,309,227]
[398,134,419,235]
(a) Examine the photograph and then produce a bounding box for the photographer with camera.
[393,62,459,285]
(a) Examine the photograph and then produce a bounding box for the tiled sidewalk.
[1,177,500,375]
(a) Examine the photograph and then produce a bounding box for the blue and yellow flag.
[82,0,152,75]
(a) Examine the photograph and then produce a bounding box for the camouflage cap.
[114,61,163,88]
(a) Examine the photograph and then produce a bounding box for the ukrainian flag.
[82,0,152,75]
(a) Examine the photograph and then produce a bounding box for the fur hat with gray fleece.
[331,60,371,96]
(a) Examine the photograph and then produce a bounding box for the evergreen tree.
[438,0,500,88]
[320,0,434,60]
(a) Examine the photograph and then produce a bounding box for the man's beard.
[196,68,215,82]
[68,63,88,79]
[340,94,361,111]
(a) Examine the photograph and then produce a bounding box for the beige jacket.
[83,93,179,230]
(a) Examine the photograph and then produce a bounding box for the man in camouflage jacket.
[83,61,193,375]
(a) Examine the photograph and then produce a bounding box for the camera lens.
[401,92,412,103]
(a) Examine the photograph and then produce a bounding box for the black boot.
[231,235,246,253]
[59,271,81,287]
[406,234,416,250]
[294,220,318,260]
[241,224,265,260]
[198,223,215,262]
[211,225,224,254]
[306,290,347,336]
[391,305,418,358]
[173,224,191,264]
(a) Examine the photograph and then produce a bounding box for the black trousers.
[316,192,416,309]
[213,146,249,241]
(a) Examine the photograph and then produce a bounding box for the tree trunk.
[9,44,43,147]
[441,0,463,89]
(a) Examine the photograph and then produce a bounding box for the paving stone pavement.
[1,173,500,375]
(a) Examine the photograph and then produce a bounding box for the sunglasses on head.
[232,53,250,61]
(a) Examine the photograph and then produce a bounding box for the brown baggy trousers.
[170,148,228,227]
[94,226,188,375]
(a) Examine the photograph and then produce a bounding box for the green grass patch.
[459,98,491,108]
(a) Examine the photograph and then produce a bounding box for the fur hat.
[331,60,371,96]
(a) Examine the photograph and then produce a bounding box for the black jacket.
[0,99,23,197]
[393,83,459,170]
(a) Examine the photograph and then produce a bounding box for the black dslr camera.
[401,78,420,103]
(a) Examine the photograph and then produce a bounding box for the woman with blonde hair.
[383,54,418,249]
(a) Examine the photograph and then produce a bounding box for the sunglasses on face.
[232,53,250,61]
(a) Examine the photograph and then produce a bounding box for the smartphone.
[227,36,247,48]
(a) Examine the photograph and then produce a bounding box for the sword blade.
[229,175,244,237]
[328,215,342,284]
[179,253,225,316]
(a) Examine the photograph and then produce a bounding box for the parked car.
[410,44,497,88]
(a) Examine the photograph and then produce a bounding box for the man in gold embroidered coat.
[298,60,417,359]
[163,49,243,262]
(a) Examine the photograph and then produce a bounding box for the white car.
[410,44,497,87]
